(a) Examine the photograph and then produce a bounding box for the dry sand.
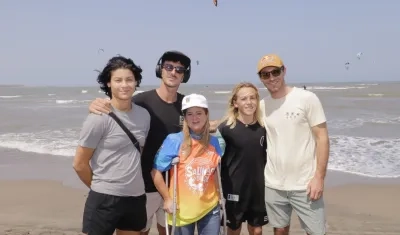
[0,180,399,235]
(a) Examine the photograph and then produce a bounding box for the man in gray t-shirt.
[73,56,151,235]
[79,105,150,196]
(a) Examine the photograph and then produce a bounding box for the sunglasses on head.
[259,66,284,79]
[163,64,186,74]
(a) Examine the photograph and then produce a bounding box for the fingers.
[164,206,173,214]
[316,190,323,200]
[89,98,112,115]
[309,189,323,201]
[164,201,178,214]
[97,97,111,105]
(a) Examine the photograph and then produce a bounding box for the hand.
[163,198,177,214]
[209,120,219,133]
[307,176,324,201]
[219,198,226,207]
[89,98,111,115]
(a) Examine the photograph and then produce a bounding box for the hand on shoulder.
[209,120,220,133]
[89,98,111,115]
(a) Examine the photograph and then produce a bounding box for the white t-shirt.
[260,87,326,191]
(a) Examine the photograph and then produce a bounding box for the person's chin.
[117,93,134,100]
[245,111,256,116]
[190,126,203,132]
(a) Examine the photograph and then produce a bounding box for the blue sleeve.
[212,129,225,156]
[210,135,223,157]
[153,134,182,172]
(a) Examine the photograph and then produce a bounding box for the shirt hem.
[91,186,145,197]
[264,183,308,191]
[168,201,219,227]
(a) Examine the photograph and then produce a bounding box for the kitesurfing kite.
[356,52,363,60]
[345,62,350,70]
[213,0,217,7]
[98,48,104,54]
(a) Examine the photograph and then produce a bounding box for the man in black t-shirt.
[89,51,191,235]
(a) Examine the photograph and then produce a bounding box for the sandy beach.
[1,178,399,235]
[0,148,399,235]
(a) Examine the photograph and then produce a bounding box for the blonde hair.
[180,109,211,160]
[221,82,264,129]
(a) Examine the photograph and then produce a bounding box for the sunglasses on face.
[259,67,283,79]
[162,64,186,74]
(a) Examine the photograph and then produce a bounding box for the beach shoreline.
[1,147,400,189]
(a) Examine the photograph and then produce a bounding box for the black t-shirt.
[218,120,267,198]
[133,89,184,193]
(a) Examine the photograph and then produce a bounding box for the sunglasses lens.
[260,73,270,79]
[175,67,185,74]
[163,64,173,71]
[260,68,282,79]
[163,64,185,74]
[271,69,281,77]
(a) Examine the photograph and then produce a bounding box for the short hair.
[96,56,143,98]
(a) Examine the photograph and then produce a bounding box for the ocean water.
[1,82,399,178]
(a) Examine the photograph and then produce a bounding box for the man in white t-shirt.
[257,54,330,235]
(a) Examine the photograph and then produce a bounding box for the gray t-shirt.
[79,104,150,197]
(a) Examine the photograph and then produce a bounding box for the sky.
[0,0,399,86]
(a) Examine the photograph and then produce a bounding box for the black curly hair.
[96,55,143,98]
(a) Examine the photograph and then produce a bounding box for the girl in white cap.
[151,93,224,235]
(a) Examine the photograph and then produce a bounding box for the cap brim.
[182,104,208,111]
[257,64,282,73]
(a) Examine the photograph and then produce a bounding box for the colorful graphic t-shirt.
[153,132,223,226]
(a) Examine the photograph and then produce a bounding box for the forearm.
[314,136,330,179]
[74,164,93,188]
[151,170,171,201]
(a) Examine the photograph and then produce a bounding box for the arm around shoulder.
[88,97,112,115]
[209,119,222,133]
[211,129,225,157]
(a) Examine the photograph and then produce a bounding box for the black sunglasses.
[163,64,186,74]
[259,67,284,79]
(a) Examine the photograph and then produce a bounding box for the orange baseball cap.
[257,54,284,73]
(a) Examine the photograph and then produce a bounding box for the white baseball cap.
[182,93,208,111]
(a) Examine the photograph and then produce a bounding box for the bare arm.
[72,146,95,188]
[151,169,171,201]
[312,122,330,179]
